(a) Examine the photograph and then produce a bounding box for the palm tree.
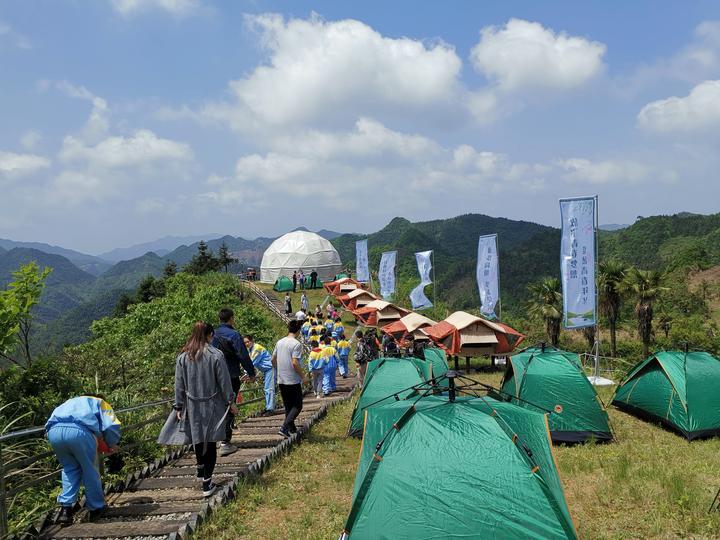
[598,260,628,357]
[624,268,667,357]
[526,277,563,347]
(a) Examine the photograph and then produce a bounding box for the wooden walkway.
[40,376,357,539]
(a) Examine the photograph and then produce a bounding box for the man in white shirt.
[295,310,307,321]
[271,319,307,437]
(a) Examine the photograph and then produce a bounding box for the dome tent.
[272,276,293,292]
[260,230,342,284]
[612,350,720,440]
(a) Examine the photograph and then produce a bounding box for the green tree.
[113,293,136,318]
[598,260,628,357]
[624,268,667,358]
[526,277,563,347]
[163,260,178,278]
[184,241,221,275]
[218,242,238,273]
[0,262,52,367]
[136,275,166,303]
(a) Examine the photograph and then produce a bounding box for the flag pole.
[432,250,437,308]
[594,194,600,379]
[497,235,502,321]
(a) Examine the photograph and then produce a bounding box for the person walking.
[212,308,255,456]
[271,319,306,437]
[310,269,318,289]
[299,270,306,290]
[314,304,323,320]
[284,293,293,315]
[292,271,298,293]
[158,321,236,498]
[46,395,122,525]
[301,291,309,313]
[244,335,276,416]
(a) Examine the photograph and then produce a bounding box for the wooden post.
[465,357,471,373]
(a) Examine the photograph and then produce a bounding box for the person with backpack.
[244,335,276,416]
[158,321,235,498]
[212,308,255,456]
[353,330,369,387]
[46,395,122,525]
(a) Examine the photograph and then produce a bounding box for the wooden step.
[130,476,236,491]
[42,519,186,538]
[108,488,204,504]
[155,464,244,477]
[100,500,202,517]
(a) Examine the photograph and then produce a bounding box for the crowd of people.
[44,292,410,524]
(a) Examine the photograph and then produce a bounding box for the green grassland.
[195,371,720,540]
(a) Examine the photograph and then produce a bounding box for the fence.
[0,385,268,537]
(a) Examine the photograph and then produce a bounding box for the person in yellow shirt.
[336,333,351,378]
[307,340,325,399]
[321,337,339,396]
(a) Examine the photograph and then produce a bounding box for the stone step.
[42,519,187,539]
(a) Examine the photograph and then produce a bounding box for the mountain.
[0,248,96,322]
[332,214,559,312]
[599,224,628,231]
[98,234,222,262]
[0,238,112,276]
[96,252,166,289]
[162,235,274,269]
[316,229,344,240]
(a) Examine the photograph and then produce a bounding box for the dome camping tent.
[260,231,342,284]
[343,395,578,540]
[424,311,525,357]
[348,357,432,437]
[272,275,293,292]
[612,350,720,440]
[500,346,613,444]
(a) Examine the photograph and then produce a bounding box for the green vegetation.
[194,381,720,539]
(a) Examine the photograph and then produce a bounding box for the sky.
[1,1,720,254]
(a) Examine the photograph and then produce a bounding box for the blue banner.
[410,250,433,310]
[477,234,499,319]
[355,239,369,282]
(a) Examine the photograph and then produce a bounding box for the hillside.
[0,238,111,275]
[332,214,559,312]
[98,233,222,262]
[163,235,274,268]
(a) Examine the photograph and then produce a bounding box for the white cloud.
[622,21,720,94]
[111,0,202,17]
[59,129,193,168]
[20,130,42,150]
[470,18,606,91]
[637,80,720,133]
[202,14,464,131]
[0,21,31,49]
[0,151,51,179]
[555,158,650,184]
[55,81,111,143]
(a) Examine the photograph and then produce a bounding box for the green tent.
[423,347,449,389]
[334,273,349,280]
[612,350,720,440]
[348,357,431,437]
[500,346,612,444]
[304,277,324,290]
[272,275,293,292]
[344,395,577,539]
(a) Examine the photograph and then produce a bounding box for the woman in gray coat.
[157,321,236,497]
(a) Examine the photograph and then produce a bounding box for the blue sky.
[1,1,720,254]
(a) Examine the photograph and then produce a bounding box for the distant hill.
[0,238,111,275]
[98,234,222,262]
[332,214,559,312]
[162,235,274,269]
[599,224,628,231]
[293,227,345,240]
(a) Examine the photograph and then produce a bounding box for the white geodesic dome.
[260,231,343,284]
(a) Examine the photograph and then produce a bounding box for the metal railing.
[241,280,291,324]
[0,386,269,537]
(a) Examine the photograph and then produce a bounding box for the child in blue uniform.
[332,317,345,340]
[45,395,122,525]
[244,335,276,416]
[307,339,325,398]
[336,333,351,378]
[321,337,339,396]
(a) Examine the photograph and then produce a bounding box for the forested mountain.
[0,238,111,275]
[98,234,222,261]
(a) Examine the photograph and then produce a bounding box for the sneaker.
[88,506,107,522]
[278,428,290,438]
[219,443,237,456]
[56,506,74,526]
[260,410,274,417]
[202,480,218,497]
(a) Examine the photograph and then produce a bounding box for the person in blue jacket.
[45,395,122,525]
[244,335,276,416]
[321,336,339,396]
[336,333,351,378]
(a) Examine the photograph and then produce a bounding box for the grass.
[195,369,720,540]
[194,399,361,540]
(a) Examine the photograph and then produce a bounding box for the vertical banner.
[378,251,397,299]
[560,196,597,329]
[355,239,369,282]
[410,250,433,310]
[477,234,499,319]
